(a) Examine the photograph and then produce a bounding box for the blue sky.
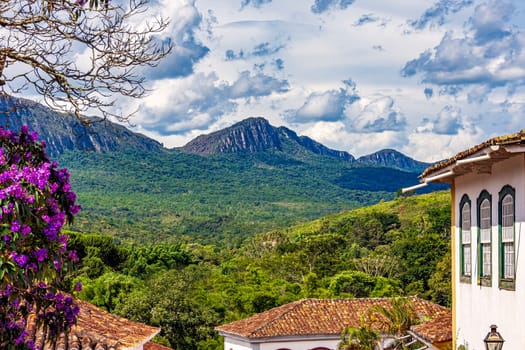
[117,0,525,162]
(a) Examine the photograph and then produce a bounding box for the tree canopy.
[0,0,171,122]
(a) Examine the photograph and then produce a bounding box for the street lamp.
[484,324,504,350]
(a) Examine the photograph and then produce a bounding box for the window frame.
[459,194,472,283]
[498,185,516,290]
[477,190,492,287]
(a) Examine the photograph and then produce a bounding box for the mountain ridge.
[179,117,356,162]
[0,95,428,172]
[0,94,162,156]
[179,117,428,172]
[358,149,429,173]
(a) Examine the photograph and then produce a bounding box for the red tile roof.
[420,129,525,179]
[215,297,451,343]
[144,341,173,350]
[27,297,160,350]
[410,311,452,343]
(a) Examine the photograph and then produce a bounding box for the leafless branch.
[0,0,172,123]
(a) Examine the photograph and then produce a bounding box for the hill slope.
[59,148,428,243]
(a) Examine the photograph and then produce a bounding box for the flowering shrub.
[0,126,81,349]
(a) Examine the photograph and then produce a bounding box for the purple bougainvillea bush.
[0,126,81,349]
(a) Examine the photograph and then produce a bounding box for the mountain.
[180,117,355,162]
[357,149,430,173]
[0,95,441,243]
[0,95,425,170]
[0,94,162,156]
[179,118,431,171]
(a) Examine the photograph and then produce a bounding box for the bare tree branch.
[0,0,172,123]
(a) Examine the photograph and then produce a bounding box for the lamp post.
[484,324,504,350]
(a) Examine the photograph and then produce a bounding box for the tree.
[0,0,171,122]
[427,250,451,307]
[368,297,417,337]
[0,126,80,348]
[116,269,220,350]
[338,317,379,350]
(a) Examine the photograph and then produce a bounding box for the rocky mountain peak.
[179,117,357,162]
[357,149,429,173]
[180,117,282,155]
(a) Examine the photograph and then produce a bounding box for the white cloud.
[87,0,525,160]
[405,126,483,162]
[432,105,463,134]
[346,96,406,133]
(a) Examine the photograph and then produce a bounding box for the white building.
[215,297,451,350]
[415,129,525,349]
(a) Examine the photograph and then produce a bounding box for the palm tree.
[338,317,380,350]
[368,297,417,336]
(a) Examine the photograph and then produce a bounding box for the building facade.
[415,130,525,349]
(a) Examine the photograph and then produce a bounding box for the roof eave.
[216,331,341,344]
[403,142,525,193]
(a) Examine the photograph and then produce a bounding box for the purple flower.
[26,263,38,272]
[3,284,13,297]
[0,126,81,345]
[10,220,20,233]
[70,205,81,215]
[75,282,82,292]
[12,253,29,267]
[68,250,79,263]
[29,131,38,142]
[34,247,47,262]
[21,225,31,235]
[14,329,28,345]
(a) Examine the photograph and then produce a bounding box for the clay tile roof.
[215,297,450,341]
[420,129,525,178]
[144,341,173,350]
[27,297,160,350]
[411,310,452,343]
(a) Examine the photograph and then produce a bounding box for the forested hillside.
[65,191,452,349]
[58,148,433,244]
[0,95,446,244]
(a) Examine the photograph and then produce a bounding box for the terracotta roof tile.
[411,311,452,343]
[27,297,160,350]
[420,129,525,178]
[215,297,450,342]
[144,341,173,350]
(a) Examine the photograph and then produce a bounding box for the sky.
[113,0,525,162]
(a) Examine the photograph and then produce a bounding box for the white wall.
[224,337,258,350]
[259,339,338,350]
[454,155,525,349]
[222,336,340,350]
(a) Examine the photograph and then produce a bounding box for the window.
[460,195,472,283]
[499,185,515,290]
[477,191,492,286]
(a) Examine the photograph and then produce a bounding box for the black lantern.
[484,324,504,350]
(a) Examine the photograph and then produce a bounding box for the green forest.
[57,149,436,244]
[64,190,452,350]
